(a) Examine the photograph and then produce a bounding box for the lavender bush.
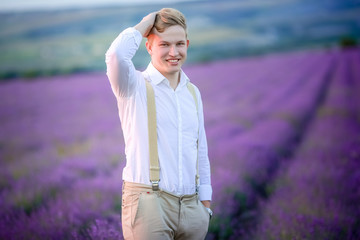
[250,49,360,240]
[0,48,359,239]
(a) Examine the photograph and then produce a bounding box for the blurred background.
[0,0,359,79]
[1,0,360,239]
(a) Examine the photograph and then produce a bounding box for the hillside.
[0,0,359,79]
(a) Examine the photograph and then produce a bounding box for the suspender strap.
[186,83,200,192]
[145,80,160,191]
[145,80,200,192]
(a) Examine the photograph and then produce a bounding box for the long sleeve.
[105,27,143,98]
[196,88,213,201]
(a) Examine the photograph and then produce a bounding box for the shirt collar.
[145,62,190,88]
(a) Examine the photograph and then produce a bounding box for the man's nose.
[169,45,178,56]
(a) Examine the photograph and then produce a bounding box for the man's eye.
[160,43,168,47]
[177,42,185,46]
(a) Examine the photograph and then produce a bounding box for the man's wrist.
[201,200,211,208]
[134,12,157,37]
[205,207,213,219]
[134,23,148,37]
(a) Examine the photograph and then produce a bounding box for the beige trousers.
[121,181,210,240]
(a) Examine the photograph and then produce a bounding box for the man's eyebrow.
[158,40,185,44]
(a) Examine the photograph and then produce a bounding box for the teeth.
[168,60,178,62]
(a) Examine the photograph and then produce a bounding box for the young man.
[105,8,212,240]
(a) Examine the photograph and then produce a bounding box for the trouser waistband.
[122,181,198,201]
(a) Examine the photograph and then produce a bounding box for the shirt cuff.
[199,184,212,201]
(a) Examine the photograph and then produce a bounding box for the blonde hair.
[152,8,187,36]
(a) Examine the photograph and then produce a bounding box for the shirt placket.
[174,89,183,194]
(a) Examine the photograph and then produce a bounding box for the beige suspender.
[186,83,200,192]
[145,80,200,192]
[145,80,160,190]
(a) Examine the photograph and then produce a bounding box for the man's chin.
[164,65,181,72]
[154,63,182,76]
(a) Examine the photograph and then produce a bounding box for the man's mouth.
[167,59,179,63]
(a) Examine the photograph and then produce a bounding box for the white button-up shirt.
[105,27,212,201]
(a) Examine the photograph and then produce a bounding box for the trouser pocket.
[121,191,142,228]
[199,202,211,226]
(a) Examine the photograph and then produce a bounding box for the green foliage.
[0,71,19,80]
[339,35,358,48]
[14,192,44,215]
[208,216,234,240]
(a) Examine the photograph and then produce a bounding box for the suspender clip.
[151,180,160,191]
[195,174,200,194]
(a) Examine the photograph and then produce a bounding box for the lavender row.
[0,50,335,239]
[250,49,360,239]
[188,51,338,238]
[0,49,358,239]
[0,74,126,239]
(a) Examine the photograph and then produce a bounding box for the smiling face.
[146,25,189,80]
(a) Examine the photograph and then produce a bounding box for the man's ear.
[146,40,152,55]
[186,39,190,47]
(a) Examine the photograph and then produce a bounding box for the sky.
[0,0,200,12]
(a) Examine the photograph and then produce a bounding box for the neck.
[165,72,180,90]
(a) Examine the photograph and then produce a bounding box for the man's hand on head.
[134,12,157,38]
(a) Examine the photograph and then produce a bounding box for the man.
[105,8,212,240]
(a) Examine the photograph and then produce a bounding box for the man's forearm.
[105,28,142,98]
[201,200,211,208]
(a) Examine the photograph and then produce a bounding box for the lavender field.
[1,48,360,239]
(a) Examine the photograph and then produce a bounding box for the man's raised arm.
[105,12,157,98]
